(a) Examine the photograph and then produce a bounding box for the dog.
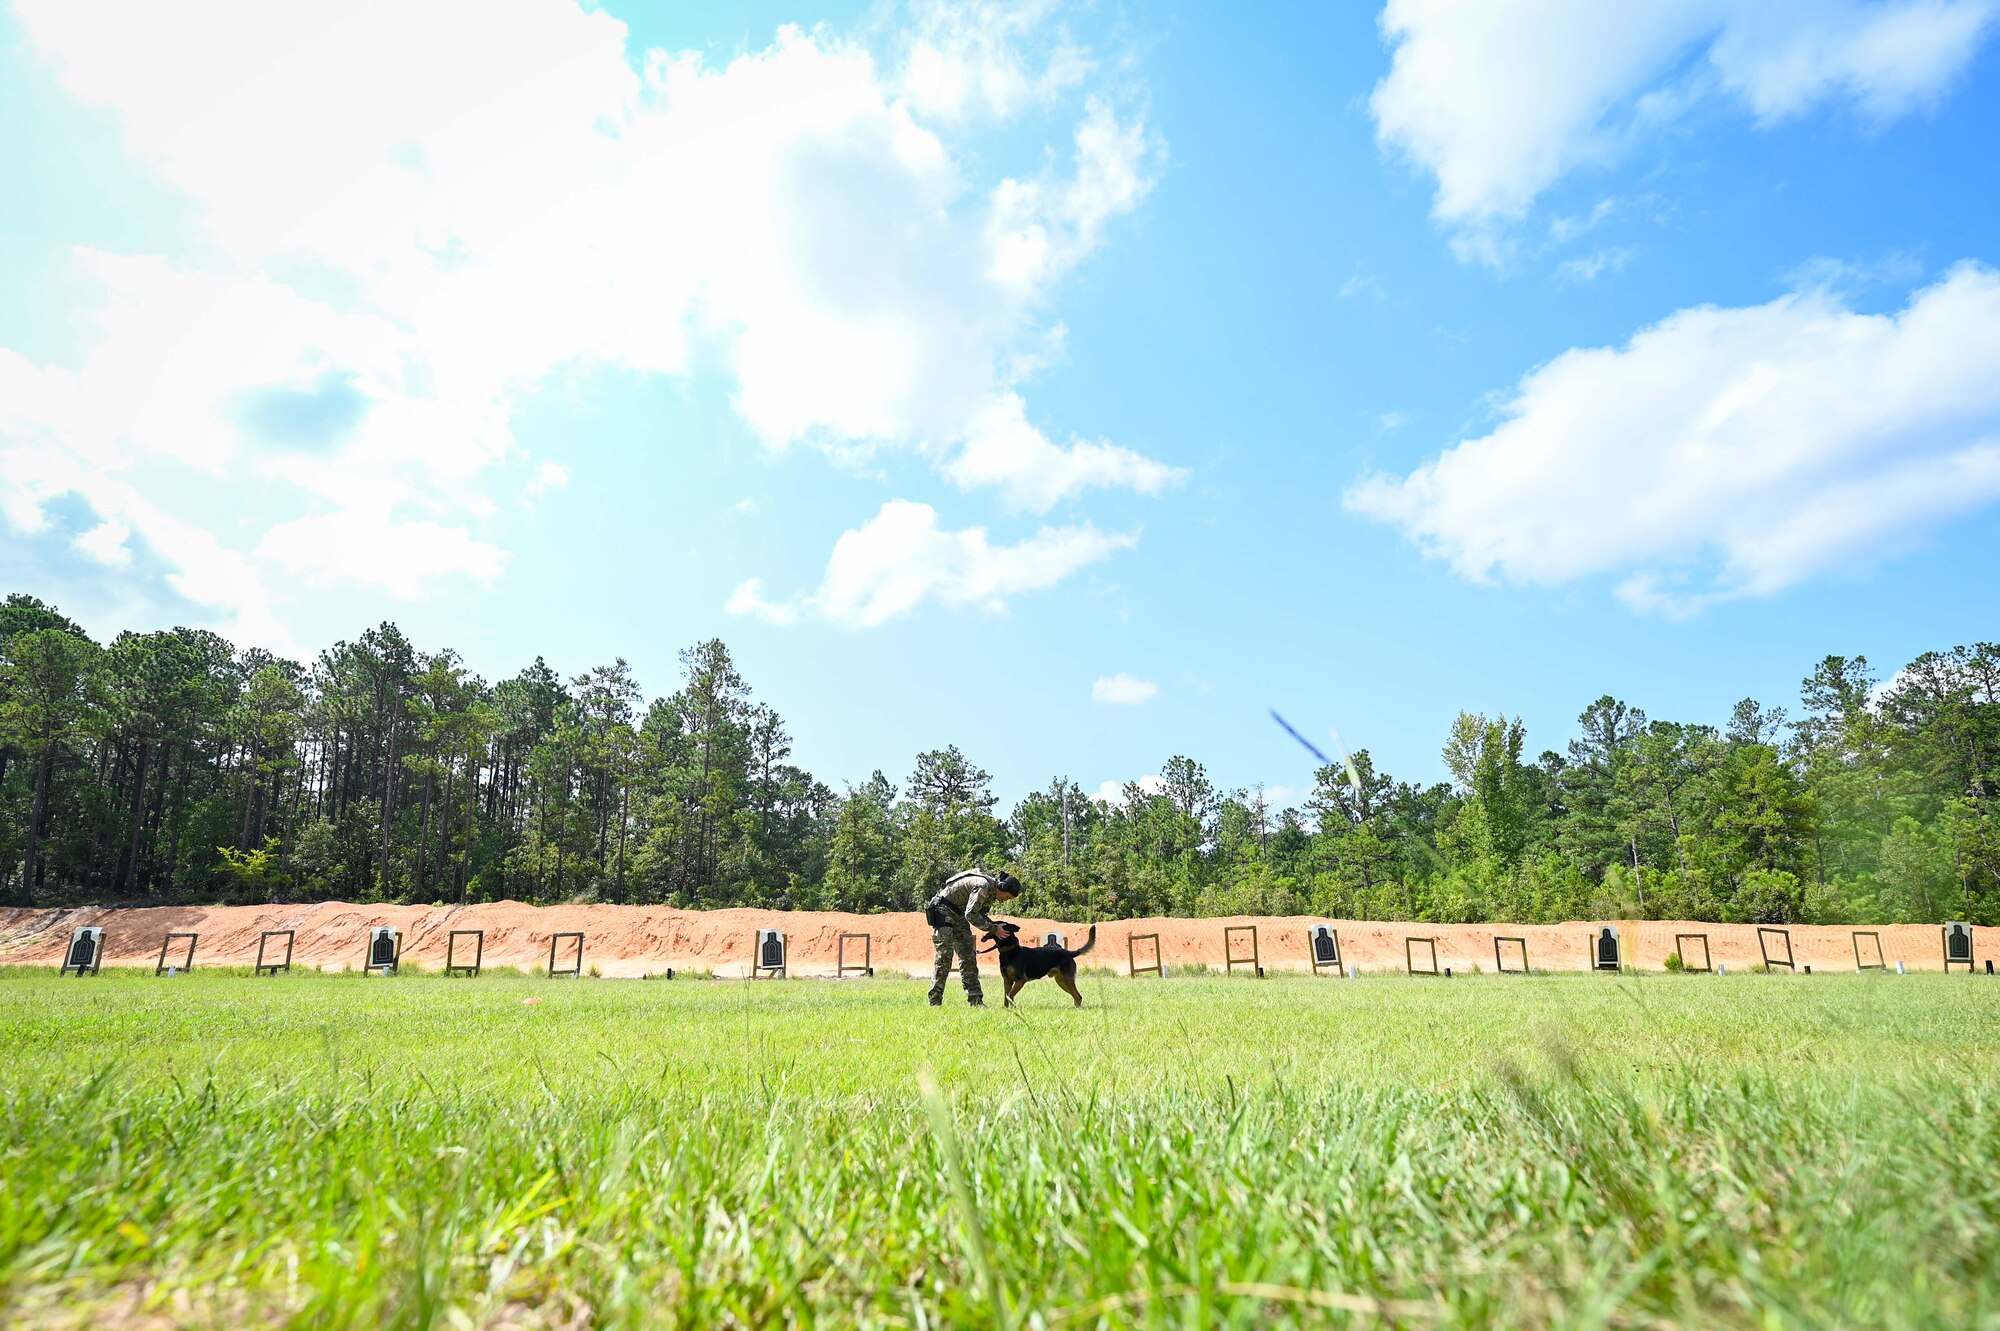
[979,921,1096,1007]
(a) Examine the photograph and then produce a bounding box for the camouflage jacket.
[932,869,1005,935]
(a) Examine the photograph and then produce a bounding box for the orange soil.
[0,901,1984,977]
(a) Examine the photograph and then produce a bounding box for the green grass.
[1,967,1996,1329]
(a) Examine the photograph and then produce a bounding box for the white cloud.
[1091,672,1159,705]
[1372,0,1999,245]
[2,0,1169,639]
[944,390,1185,511]
[727,498,1133,628]
[897,0,1092,122]
[521,461,569,506]
[724,578,799,627]
[257,510,506,599]
[1554,246,1634,284]
[1093,773,1165,807]
[1255,784,1298,809]
[70,518,132,567]
[1345,263,2000,615]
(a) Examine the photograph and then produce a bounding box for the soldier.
[924,868,1021,1006]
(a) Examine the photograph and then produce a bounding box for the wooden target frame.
[1405,936,1441,976]
[154,932,197,976]
[1493,936,1529,974]
[1674,932,1713,974]
[1757,927,1795,972]
[444,929,484,977]
[1224,925,1264,977]
[1127,932,1163,978]
[255,930,295,975]
[836,932,874,977]
[547,932,584,976]
[1852,930,1885,972]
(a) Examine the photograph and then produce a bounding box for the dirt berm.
[0,902,1980,976]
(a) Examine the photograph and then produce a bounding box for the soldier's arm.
[964,880,999,933]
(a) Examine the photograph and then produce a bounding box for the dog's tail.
[1068,925,1097,958]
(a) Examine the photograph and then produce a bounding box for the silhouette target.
[753,929,786,978]
[61,927,104,976]
[1307,924,1342,975]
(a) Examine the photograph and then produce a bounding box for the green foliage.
[214,838,281,893]
[0,970,1995,1327]
[2,589,1998,927]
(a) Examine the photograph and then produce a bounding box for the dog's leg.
[1055,965,1083,1007]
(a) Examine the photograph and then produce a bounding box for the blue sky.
[3,0,1998,807]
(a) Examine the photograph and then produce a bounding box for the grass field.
[1,966,1996,1329]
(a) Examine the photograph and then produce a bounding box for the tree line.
[1,591,1995,925]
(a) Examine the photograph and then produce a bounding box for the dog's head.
[979,920,1022,953]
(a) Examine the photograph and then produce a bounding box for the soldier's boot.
[965,990,985,1007]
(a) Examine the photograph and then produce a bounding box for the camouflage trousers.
[929,918,983,1003]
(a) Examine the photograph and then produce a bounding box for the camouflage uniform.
[927,869,1005,1005]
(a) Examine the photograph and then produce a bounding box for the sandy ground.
[0,901,1986,977]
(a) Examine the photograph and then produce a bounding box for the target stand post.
[363,927,402,975]
[1128,932,1163,978]
[1851,931,1886,971]
[548,932,584,977]
[444,929,484,977]
[255,930,295,975]
[1943,922,1975,972]
[1757,927,1795,972]
[60,927,104,976]
[1224,925,1264,977]
[1307,924,1342,976]
[1675,933,1713,973]
[752,929,787,978]
[836,932,874,977]
[154,932,197,976]
[1405,936,1441,977]
[1493,936,1529,974]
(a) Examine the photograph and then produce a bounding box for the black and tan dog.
[979,921,1097,1006]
